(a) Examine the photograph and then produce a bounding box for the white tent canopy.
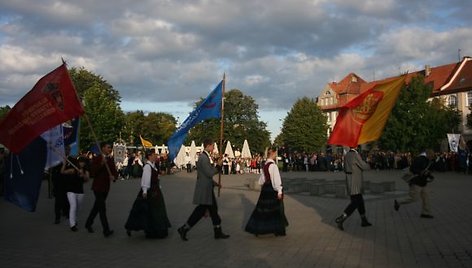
[213,142,219,155]
[174,144,186,169]
[241,139,252,159]
[224,140,235,158]
[189,140,197,167]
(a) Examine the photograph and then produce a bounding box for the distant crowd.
[278,150,472,174]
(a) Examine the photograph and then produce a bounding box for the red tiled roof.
[329,73,367,95]
[319,58,471,111]
[434,59,472,95]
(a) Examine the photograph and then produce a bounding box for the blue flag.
[167,81,223,160]
[4,136,47,212]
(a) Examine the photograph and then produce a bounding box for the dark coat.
[410,154,433,187]
[91,155,118,193]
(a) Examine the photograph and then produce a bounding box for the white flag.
[447,133,461,153]
[41,124,65,169]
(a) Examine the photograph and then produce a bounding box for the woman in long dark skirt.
[245,147,288,236]
[125,149,171,238]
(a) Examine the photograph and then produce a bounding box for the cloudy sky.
[1,0,472,140]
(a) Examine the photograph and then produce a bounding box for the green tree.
[278,97,328,152]
[122,111,176,146]
[379,75,460,152]
[0,105,11,121]
[69,68,125,151]
[187,89,271,154]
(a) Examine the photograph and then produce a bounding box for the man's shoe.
[394,200,400,211]
[70,225,78,232]
[335,215,347,231]
[214,227,230,239]
[103,230,114,237]
[361,219,372,227]
[177,226,189,241]
[420,214,434,219]
[85,225,94,233]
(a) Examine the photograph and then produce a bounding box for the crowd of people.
[277,149,472,174]
[2,139,468,240]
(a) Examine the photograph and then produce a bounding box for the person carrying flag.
[177,138,230,241]
[335,147,373,231]
[85,141,118,237]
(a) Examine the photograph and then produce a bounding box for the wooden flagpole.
[218,74,226,197]
[83,113,114,180]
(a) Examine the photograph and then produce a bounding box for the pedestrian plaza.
[1,169,471,267]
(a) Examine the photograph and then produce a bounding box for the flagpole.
[218,74,226,197]
[83,113,114,179]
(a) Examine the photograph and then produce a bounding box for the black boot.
[177,225,189,241]
[335,214,347,231]
[394,200,400,211]
[214,226,230,239]
[361,216,372,227]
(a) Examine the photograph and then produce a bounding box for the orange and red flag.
[328,76,405,147]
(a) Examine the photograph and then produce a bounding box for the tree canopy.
[122,111,176,147]
[378,75,460,152]
[69,68,125,151]
[276,97,328,152]
[0,105,11,121]
[187,89,271,154]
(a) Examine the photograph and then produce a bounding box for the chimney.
[425,65,431,77]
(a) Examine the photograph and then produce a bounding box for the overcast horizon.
[1,0,471,140]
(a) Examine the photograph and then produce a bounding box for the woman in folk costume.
[245,147,288,236]
[125,149,171,238]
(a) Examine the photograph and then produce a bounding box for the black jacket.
[410,155,433,187]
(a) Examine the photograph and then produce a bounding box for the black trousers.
[344,194,366,216]
[186,164,192,173]
[186,193,221,227]
[54,189,69,220]
[85,191,110,232]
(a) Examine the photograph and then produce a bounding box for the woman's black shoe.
[103,230,114,237]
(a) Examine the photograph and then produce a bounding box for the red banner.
[0,64,84,154]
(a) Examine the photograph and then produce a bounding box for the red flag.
[328,76,405,147]
[0,63,84,154]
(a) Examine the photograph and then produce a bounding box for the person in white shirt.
[125,149,171,238]
[245,147,288,236]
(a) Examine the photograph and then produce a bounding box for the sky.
[1,0,472,141]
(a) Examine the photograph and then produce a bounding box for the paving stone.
[0,170,471,267]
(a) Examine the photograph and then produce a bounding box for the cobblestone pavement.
[1,169,471,268]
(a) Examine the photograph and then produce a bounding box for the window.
[467,91,472,106]
[448,95,458,107]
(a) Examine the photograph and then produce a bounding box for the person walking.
[394,149,435,218]
[177,138,230,241]
[245,147,288,236]
[62,155,89,232]
[85,142,118,237]
[335,147,372,231]
[125,149,171,238]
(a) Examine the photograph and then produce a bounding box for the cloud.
[1,0,472,138]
